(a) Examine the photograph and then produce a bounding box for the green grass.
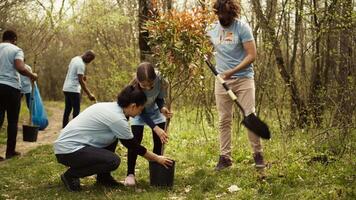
[0,100,57,145]
[0,106,355,199]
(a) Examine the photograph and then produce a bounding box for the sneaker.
[60,173,81,191]
[97,175,122,188]
[0,156,4,162]
[123,174,136,186]
[6,151,21,159]
[253,152,266,168]
[215,155,232,171]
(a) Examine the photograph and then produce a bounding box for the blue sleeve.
[109,119,134,139]
[120,138,147,156]
[239,22,254,43]
[155,98,165,110]
[158,76,168,99]
[76,62,85,75]
[14,48,24,60]
[140,109,156,129]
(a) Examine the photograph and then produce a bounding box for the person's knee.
[108,155,120,170]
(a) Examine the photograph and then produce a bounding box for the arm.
[119,138,173,168]
[14,60,37,81]
[157,78,173,119]
[140,109,169,144]
[119,138,147,156]
[221,40,257,80]
[78,74,96,101]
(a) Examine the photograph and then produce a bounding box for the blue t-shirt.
[54,102,133,154]
[62,56,85,93]
[131,73,167,126]
[0,42,25,89]
[207,19,255,78]
[20,64,32,94]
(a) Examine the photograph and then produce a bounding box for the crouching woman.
[53,85,173,191]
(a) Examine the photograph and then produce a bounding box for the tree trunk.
[334,0,353,131]
[138,0,154,62]
[252,0,308,127]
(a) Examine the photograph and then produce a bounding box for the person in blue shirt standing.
[62,50,96,128]
[123,62,173,186]
[206,0,266,171]
[0,30,38,161]
[54,85,173,191]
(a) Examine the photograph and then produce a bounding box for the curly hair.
[213,0,241,18]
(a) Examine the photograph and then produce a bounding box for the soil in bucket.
[149,160,176,187]
[23,124,39,142]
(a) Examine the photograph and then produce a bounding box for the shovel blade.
[242,113,271,140]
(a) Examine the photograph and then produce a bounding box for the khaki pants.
[215,78,262,158]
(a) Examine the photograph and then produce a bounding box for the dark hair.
[136,62,156,82]
[213,0,241,18]
[117,85,147,108]
[2,30,17,42]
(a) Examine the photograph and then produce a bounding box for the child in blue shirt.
[124,62,173,186]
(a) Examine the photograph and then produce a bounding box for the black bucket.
[23,125,39,142]
[149,160,175,187]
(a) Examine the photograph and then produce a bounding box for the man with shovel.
[0,30,38,161]
[206,0,266,170]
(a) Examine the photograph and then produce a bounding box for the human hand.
[156,155,174,168]
[221,70,234,80]
[160,107,173,119]
[88,93,96,101]
[153,126,168,144]
[31,73,38,81]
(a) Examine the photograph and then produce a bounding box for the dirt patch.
[0,106,62,158]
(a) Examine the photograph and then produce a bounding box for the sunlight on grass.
[0,105,354,199]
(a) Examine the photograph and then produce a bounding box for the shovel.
[203,55,271,140]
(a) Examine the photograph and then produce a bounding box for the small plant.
[146,7,215,107]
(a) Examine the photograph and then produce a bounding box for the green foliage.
[146,8,215,106]
[0,107,355,199]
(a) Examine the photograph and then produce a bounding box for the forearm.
[140,111,156,129]
[15,60,35,79]
[143,150,159,161]
[231,54,255,74]
[119,138,147,156]
[79,80,92,96]
[156,98,165,110]
[18,69,35,79]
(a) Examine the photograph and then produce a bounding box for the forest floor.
[0,101,62,158]
[0,101,354,200]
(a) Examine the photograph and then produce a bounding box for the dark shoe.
[6,151,21,159]
[215,155,232,171]
[61,173,81,191]
[0,156,4,162]
[96,175,122,188]
[253,152,266,168]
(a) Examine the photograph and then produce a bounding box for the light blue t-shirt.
[20,64,32,94]
[207,19,255,78]
[131,73,167,126]
[62,56,85,93]
[54,102,133,154]
[0,42,25,89]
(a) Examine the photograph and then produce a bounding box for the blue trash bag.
[30,82,48,130]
